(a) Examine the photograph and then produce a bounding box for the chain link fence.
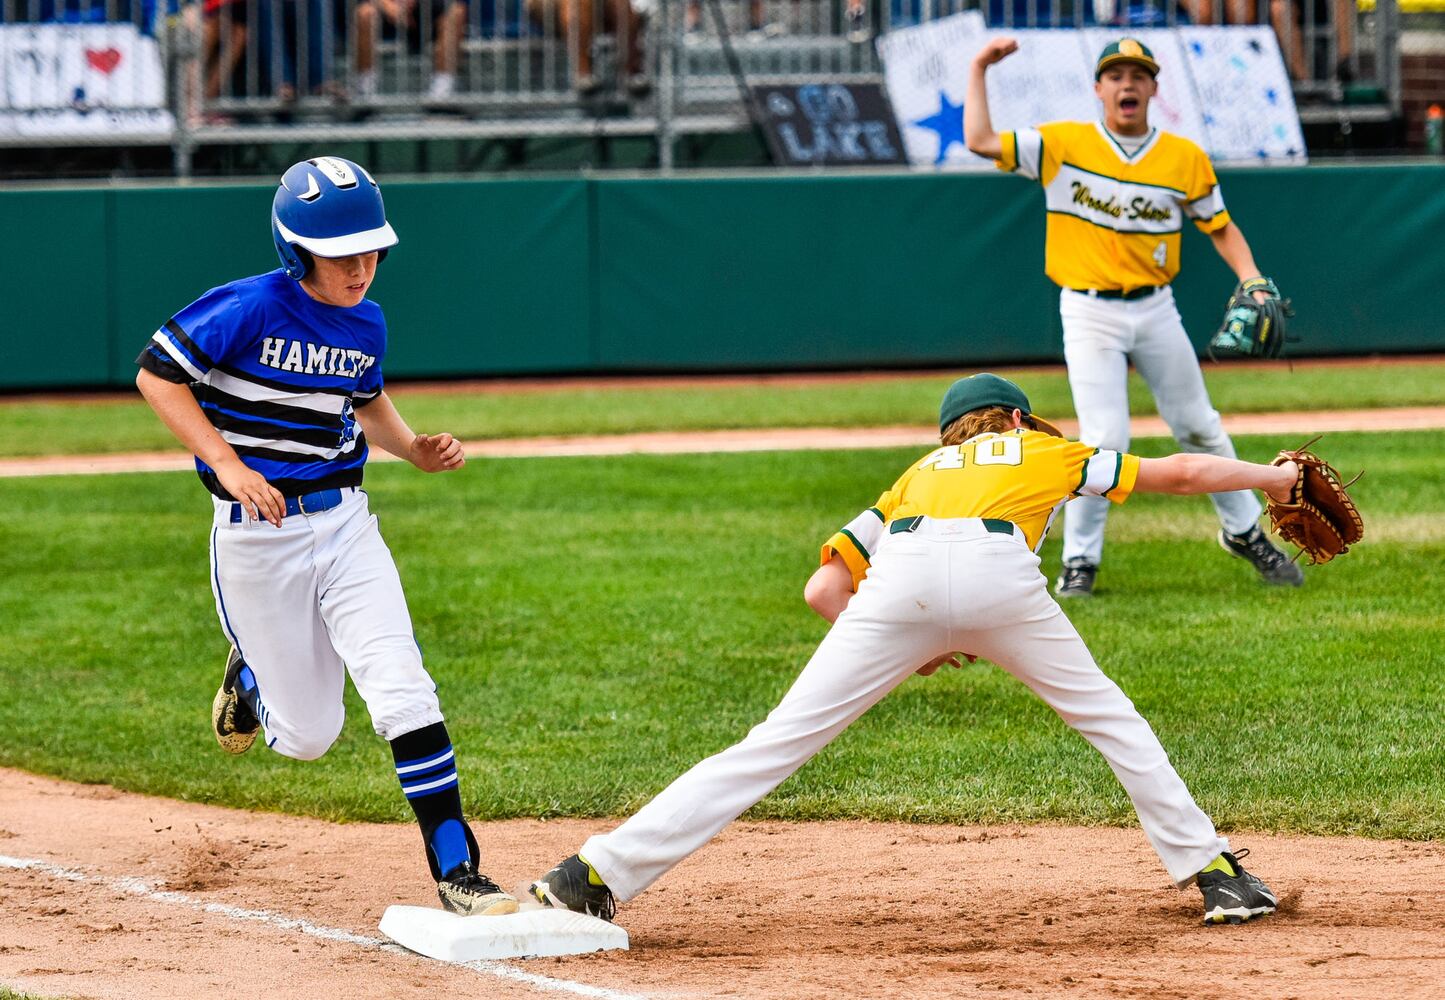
[0,0,1400,170]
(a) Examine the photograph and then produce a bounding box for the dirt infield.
[2,768,1443,1000]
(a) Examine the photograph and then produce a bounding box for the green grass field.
[1,429,1440,840]
[4,359,1443,458]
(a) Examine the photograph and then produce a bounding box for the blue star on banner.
[913,91,965,165]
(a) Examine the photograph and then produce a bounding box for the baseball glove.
[1209,276,1295,360]
[1266,438,1364,564]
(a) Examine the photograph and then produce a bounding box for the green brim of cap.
[1095,53,1160,79]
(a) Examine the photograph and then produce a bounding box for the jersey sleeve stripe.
[1076,450,1129,497]
[162,319,219,372]
[1100,453,1124,497]
[1075,448,1099,494]
[149,329,208,382]
[136,344,194,384]
[820,531,871,589]
[1184,186,1226,220]
[839,527,870,561]
[1013,129,1044,181]
[867,507,884,522]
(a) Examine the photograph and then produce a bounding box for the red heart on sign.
[85,48,122,74]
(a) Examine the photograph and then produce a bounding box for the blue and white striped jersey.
[136,269,387,500]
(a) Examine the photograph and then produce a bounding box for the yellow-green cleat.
[1198,849,1277,925]
[528,854,616,922]
[211,646,260,755]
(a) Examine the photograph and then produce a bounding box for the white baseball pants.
[580,519,1227,900]
[207,488,443,760]
[1059,287,1261,566]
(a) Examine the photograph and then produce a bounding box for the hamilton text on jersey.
[257,337,378,379]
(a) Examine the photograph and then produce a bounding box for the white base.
[379,904,629,962]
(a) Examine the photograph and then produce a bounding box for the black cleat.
[1218,526,1304,587]
[1198,849,1277,925]
[1054,559,1098,599]
[211,646,260,755]
[437,861,519,916]
[528,854,616,922]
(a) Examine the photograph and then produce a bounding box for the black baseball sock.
[389,721,479,881]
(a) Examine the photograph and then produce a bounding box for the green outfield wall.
[3,164,1443,390]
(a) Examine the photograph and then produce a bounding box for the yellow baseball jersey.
[821,429,1140,589]
[996,121,1231,292]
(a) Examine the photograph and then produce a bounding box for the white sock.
[355,69,377,97]
[428,73,455,98]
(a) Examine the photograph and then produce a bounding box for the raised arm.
[964,36,1019,161]
[1135,452,1296,501]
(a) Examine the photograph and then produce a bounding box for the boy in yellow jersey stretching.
[527,374,1282,928]
[964,36,1302,598]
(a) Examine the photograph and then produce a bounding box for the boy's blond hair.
[940,406,1025,446]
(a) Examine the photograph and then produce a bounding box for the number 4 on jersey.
[1152,241,1167,267]
[917,435,1023,471]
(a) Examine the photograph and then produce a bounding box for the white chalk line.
[0,853,645,1000]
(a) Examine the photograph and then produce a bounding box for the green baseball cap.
[938,374,1063,437]
[1095,38,1160,80]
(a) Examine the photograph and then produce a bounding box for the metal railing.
[0,0,1401,171]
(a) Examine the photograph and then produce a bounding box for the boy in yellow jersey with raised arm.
[526,374,1283,928]
[964,36,1302,598]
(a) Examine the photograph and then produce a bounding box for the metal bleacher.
[0,0,1403,174]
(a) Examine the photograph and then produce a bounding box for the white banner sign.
[1177,25,1306,162]
[878,19,1305,168]
[0,24,174,137]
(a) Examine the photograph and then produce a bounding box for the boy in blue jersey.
[135,156,516,918]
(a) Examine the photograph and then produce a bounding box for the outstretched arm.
[964,36,1018,160]
[1136,452,1296,500]
[1208,222,1272,301]
[354,392,465,472]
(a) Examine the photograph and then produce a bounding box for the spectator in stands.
[525,0,647,96]
[252,0,335,101]
[201,0,248,106]
[353,0,468,101]
[1184,0,1351,81]
[685,0,767,35]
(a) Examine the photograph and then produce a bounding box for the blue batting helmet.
[271,156,398,280]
